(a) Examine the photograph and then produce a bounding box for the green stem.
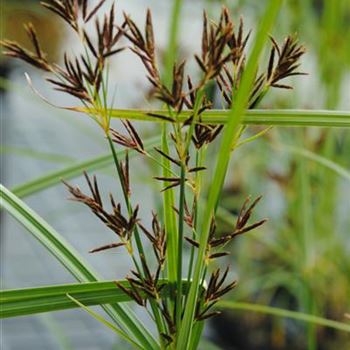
[185,147,205,298]
[107,136,129,203]
[107,135,145,257]
[175,164,186,329]
[161,126,178,288]
[162,0,184,311]
[174,86,204,330]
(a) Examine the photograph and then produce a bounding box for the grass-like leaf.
[67,294,143,349]
[1,279,190,318]
[11,136,160,198]
[2,281,349,333]
[278,144,350,182]
[1,281,129,318]
[0,185,159,350]
[1,146,75,164]
[217,301,350,333]
[76,108,350,128]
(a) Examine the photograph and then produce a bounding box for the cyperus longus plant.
[0,0,310,349]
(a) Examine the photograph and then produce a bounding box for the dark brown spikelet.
[154,176,185,192]
[192,122,222,149]
[236,195,264,230]
[210,195,267,249]
[81,0,88,19]
[63,172,139,242]
[154,148,181,167]
[195,267,236,321]
[160,299,176,336]
[145,9,155,59]
[60,14,124,101]
[93,6,126,62]
[173,199,195,228]
[169,60,186,109]
[204,11,306,109]
[52,4,124,101]
[119,152,130,197]
[249,35,306,108]
[30,2,125,103]
[40,0,107,32]
[48,54,93,102]
[210,11,251,108]
[208,251,230,260]
[226,16,251,66]
[195,8,249,84]
[138,212,166,267]
[267,34,306,89]
[110,121,145,155]
[185,236,200,248]
[123,9,185,111]
[84,0,107,23]
[187,197,266,261]
[1,23,52,72]
[122,10,159,81]
[115,280,145,306]
[41,0,80,32]
[89,242,126,253]
[183,76,222,149]
[146,113,175,123]
[119,253,165,306]
[206,268,237,302]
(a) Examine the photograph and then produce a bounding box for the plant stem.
[162,0,184,320]
[107,135,145,258]
[175,163,186,329]
[161,126,178,290]
[186,147,205,299]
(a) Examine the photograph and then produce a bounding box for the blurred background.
[1,0,349,349]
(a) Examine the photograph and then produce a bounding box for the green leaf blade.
[0,280,190,319]
[0,185,159,350]
[94,108,350,128]
[11,136,160,198]
[217,301,350,333]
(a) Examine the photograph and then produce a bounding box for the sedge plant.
[3,0,344,349]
